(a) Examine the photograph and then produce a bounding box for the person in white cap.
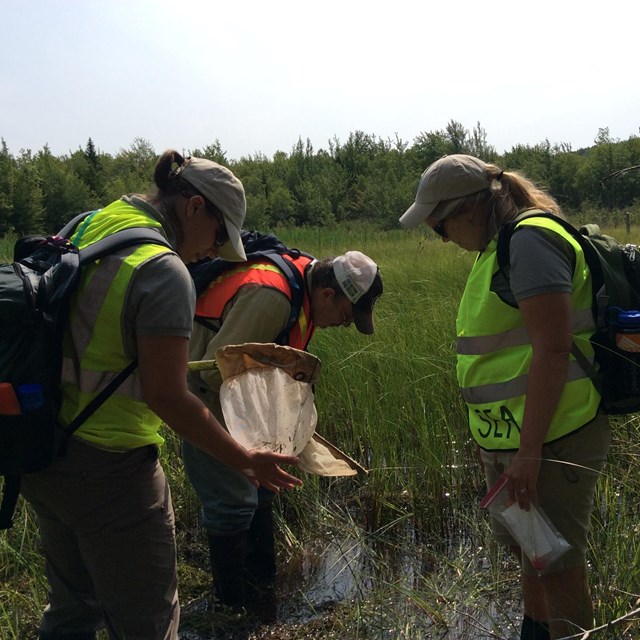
[21,150,302,640]
[400,154,609,640]
[185,246,383,618]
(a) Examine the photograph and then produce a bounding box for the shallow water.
[179,523,523,639]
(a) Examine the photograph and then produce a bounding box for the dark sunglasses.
[190,192,228,248]
[182,191,230,249]
[212,213,229,248]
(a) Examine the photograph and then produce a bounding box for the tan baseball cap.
[400,154,489,228]
[333,251,383,335]
[181,157,247,261]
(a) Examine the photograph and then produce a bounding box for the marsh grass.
[590,414,640,633]
[0,233,16,262]
[0,505,47,639]
[2,225,640,638]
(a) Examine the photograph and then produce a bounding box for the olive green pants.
[22,438,179,639]
[481,413,610,576]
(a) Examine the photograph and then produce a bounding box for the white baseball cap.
[332,251,383,335]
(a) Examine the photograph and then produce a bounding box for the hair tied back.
[169,152,189,179]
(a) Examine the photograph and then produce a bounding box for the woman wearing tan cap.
[401,155,610,640]
[21,150,302,640]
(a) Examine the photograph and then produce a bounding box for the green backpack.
[497,212,640,415]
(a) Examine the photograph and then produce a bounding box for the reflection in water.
[278,536,370,622]
[180,506,523,639]
[273,522,521,638]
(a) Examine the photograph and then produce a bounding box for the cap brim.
[215,219,247,262]
[399,201,436,228]
[353,306,374,335]
[352,272,382,335]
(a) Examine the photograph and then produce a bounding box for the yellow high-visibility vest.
[456,214,601,450]
[59,199,175,450]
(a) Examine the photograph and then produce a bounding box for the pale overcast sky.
[2,0,638,161]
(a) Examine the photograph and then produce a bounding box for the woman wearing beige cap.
[401,155,610,640]
[21,150,302,640]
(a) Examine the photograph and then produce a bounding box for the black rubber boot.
[245,503,278,623]
[246,503,277,586]
[207,529,248,611]
[520,615,550,640]
[39,632,96,640]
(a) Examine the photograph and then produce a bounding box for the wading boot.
[207,529,248,612]
[245,503,277,623]
[39,632,97,640]
[520,615,550,640]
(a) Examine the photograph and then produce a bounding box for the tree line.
[1,121,639,237]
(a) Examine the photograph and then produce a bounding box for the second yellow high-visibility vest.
[456,214,601,450]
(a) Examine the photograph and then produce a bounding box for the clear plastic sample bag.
[480,473,572,573]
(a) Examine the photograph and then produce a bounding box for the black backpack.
[0,212,172,529]
[188,230,314,346]
[497,212,640,415]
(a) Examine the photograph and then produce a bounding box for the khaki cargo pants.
[21,438,179,639]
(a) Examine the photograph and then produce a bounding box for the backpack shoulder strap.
[57,210,95,239]
[191,238,313,345]
[497,209,605,303]
[62,360,140,440]
[496,211,564,271]
[496,211,598,279]
[266,253,307,344]
[57,211,173,263]
[78,227,172,264]
[496,211,605,394]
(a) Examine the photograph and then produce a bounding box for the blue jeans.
[182,440,274,534]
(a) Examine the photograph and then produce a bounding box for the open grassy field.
[1,224,639,639]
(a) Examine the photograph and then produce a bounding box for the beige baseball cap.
[181,157,247,261]
[333,251,383,335]
[400,154,489,228]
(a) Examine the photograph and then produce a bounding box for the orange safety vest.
[195,254,316,350]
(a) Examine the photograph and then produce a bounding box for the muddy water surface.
[179,526,522,640]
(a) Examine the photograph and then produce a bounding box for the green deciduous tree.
[1,126,640,236]
[0,140,16,235]
[11,150,44,235]
[189,140,228,165]
[36,146,93,231]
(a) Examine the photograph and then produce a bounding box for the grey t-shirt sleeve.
[123,252,196,357]
[509,226,575,301]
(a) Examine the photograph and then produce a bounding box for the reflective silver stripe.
[457,308,594,355]
[69,246,139,358]
[460,359,589,404]
[61,357,144,400]
[457,326,531,355]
